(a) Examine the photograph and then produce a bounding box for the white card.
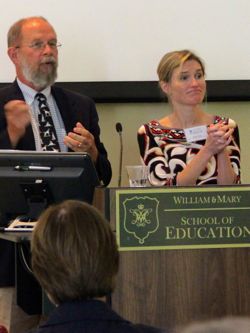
[184,125,207,142]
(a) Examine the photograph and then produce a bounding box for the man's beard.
[21,56,58,90]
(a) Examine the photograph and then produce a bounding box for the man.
[0,16,112,331]
[30,200,164,333]
[0,16,111,186]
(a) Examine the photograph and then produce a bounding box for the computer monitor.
[0,151,100,226]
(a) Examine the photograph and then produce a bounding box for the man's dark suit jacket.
[32,299,166,333]
[0,80,112,286]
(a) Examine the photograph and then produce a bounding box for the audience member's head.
[31,200,119,305]
[176,316,250,333]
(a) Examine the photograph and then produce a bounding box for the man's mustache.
[40,57,57,65]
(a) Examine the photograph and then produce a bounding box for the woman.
[138,50,241,186]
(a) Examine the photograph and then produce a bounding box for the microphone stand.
[118,131,123,187]
[116,123,123,187]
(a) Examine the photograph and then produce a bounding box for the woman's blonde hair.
[157,49,205,83]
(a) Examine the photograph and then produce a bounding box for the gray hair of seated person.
[176,316,250,333]
[31,199,119,305]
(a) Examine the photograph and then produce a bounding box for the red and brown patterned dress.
[137,116,241,186]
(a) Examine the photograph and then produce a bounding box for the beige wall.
[97,102,250,187]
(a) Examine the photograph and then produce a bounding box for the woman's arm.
[138,124,176,186]
[177,123,240,186]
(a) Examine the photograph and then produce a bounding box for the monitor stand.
[20,181,53,221]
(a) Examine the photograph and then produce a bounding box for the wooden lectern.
[93,186,250,330]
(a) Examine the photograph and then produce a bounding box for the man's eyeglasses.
[15,41,62,50]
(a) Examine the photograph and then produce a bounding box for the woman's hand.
[205,122,234,155]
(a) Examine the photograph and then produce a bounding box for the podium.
[93,186,250,330]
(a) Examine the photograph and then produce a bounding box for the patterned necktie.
[36,93,60,151]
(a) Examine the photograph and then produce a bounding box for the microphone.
[116,122,123,187]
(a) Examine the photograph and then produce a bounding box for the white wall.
[1,0,250,82]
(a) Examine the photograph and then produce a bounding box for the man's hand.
[64,122,98,162]
[4,100,31,147]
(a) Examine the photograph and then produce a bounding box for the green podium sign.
[116,186,250,251]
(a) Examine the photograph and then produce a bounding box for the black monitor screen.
[0,151,100,226]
